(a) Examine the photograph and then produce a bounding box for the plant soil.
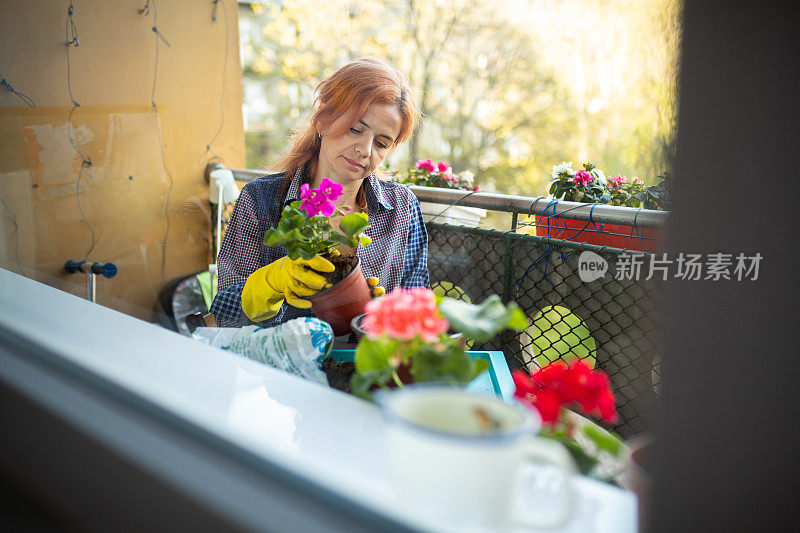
[321,253,358,286]
[321,357,356,393]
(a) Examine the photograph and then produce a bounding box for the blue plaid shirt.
[210,172,429,327]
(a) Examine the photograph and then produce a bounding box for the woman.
[211,57,429,327]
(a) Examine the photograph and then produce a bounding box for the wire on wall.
[0,194,29,278]
[0,75,37,108]
[66,0,96,261]
[198,0,230,165]
[139,0,175,286]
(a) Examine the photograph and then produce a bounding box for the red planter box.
[534,215,662,252]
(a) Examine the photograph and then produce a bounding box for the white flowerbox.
[418,202,487,227]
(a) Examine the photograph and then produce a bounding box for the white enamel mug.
[376,386,575,531]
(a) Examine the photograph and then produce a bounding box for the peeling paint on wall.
[21,123,94,187]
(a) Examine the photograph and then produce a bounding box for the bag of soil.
[192,317,333,385]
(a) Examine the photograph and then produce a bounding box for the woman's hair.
[275,56,418,207]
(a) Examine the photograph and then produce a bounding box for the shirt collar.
[365,173,394,212]
[285,167,303,204]
[286,169,394,212]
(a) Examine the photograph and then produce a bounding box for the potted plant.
[513,358,627,482]
[262,178,374,335]
[634,171,674,211]
[344,288,528,398]
[536,161,664,252]
[391,159,487,227]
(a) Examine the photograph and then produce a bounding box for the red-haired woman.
[211,57,429,327]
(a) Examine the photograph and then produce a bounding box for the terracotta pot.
[534,215,663,252]
[308,256,371,336]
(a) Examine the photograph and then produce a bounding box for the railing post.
[501,232,524,371]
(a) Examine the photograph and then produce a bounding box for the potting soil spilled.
[321,357,356,393]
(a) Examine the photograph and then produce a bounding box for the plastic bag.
[192,317,333,386]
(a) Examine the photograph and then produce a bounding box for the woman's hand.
[242,255,335,322]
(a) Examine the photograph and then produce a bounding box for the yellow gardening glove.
[366,276,385,297]
[242,255,335,322]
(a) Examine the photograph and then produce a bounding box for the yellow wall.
[0,0,245,321]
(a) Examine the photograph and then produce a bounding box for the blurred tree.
[239,0,681,197]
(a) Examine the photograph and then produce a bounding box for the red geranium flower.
[513,359,617,426]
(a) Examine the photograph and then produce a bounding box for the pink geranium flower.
[415,158,436,173]
[608,174,627,189]
[437,161,451,173]
[363,287,449,342]
[573,170,593,186]
[299,178,343,217]
[318,177,343,201]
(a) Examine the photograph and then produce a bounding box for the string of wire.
[0,74,37,108]
[0,194,28,277]
[140,0,174,286]
[199,0,229,164]
[66,0,96,261]
[419,189,478,225]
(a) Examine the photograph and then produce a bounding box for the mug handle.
[510,437,576,530]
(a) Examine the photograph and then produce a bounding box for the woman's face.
[317,102,403,186]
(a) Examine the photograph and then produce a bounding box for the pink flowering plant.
[390,158,479,191]
[548,161,672,209]
[548,161,612,204]
[263,178,372,260]
[350,289,528,398]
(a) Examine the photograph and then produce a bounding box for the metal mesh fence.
[426,222,662,439]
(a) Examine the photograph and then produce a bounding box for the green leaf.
[354,336,398,373]
[561,436,601,476]
[290,212,307,227]
[506,306,529,330]
[285,241,318,261]
[410,342,488,384]
[329,233,354,247]
[358,233,372,247]
[263,228,282,246]
[625,197,641,208]
[349,367,396,401]
[582,422,626,457]
[530,305,596,369]
[339,212,370,238]
[439,295,529,343]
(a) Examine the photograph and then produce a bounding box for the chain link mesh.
[427,222,662,439]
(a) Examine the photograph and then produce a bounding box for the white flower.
[458,170,475,185]
[551,161,574,178]
[592,168,607,185]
